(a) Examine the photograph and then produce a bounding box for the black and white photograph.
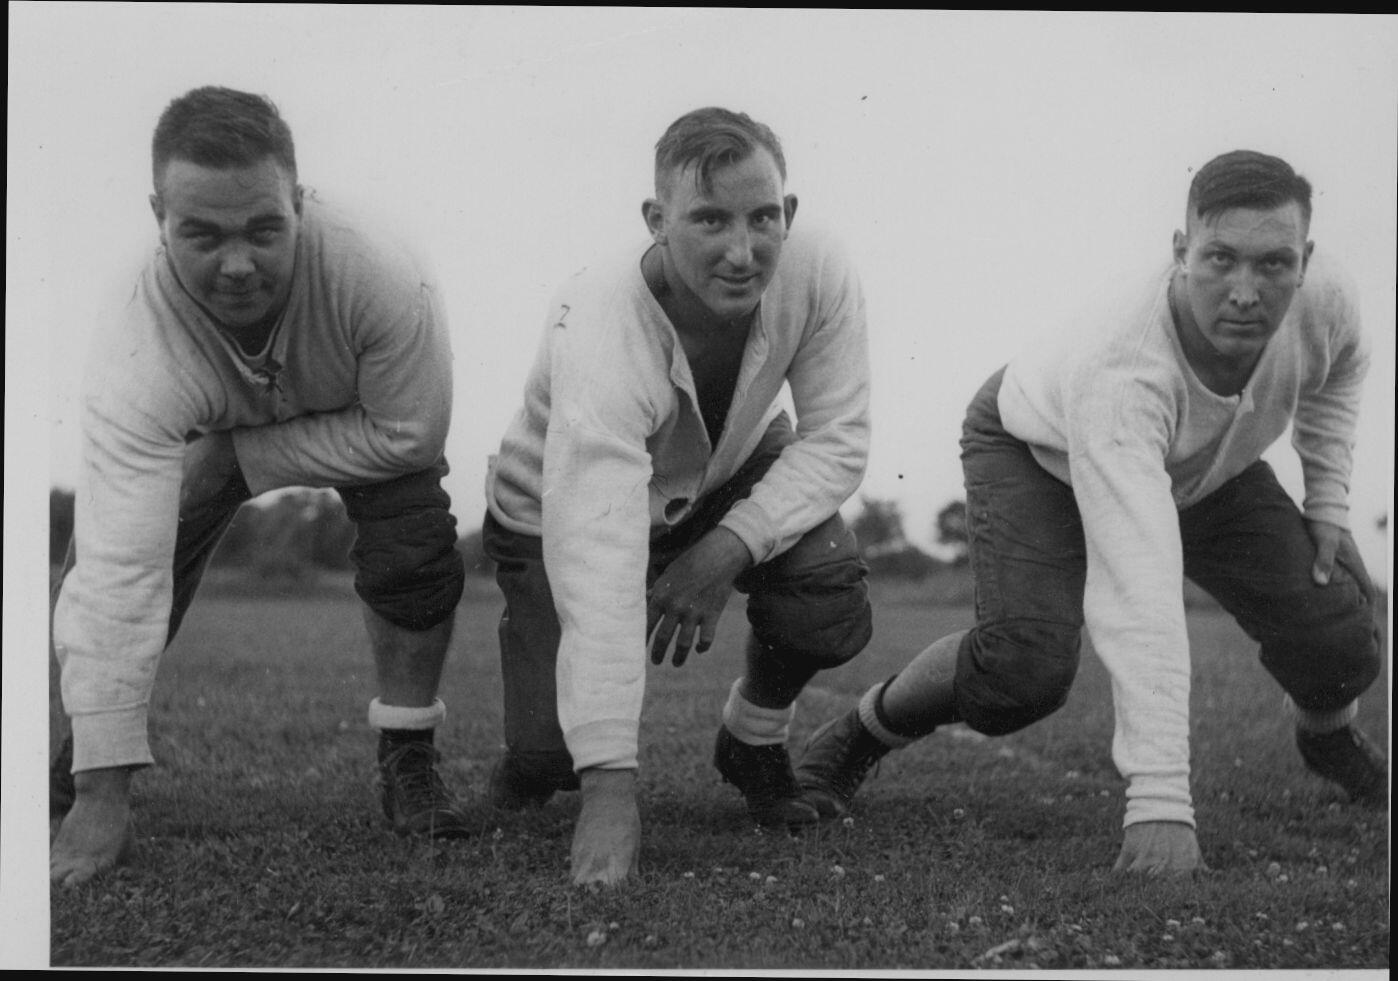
[5,4,1393,972]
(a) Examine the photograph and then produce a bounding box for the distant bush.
[212,489,357,576]
[865,544,946,581]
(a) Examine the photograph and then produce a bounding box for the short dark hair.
[1187,150,1312,230]
[152,86,297,192]
[654,107,786,198]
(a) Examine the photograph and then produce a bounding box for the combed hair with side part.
[151,86,297,192]
[654,107,786,198]
[1188,150,1313,230]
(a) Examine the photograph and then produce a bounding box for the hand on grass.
[1305,519,1344,586]
[571,768,640,887]
[1113,821,1207,876]
[647,527,752,666]
[50,767,136,888]
[181,431,242,511]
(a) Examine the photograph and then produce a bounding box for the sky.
[4,7,1396,960]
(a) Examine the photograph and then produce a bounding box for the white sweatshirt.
[53,196,454,772]
[997,250,1368,828]
[486,222,871,771]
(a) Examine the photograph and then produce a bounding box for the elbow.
[382,419,448,473]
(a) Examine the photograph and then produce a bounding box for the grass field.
[48,573,1389,970]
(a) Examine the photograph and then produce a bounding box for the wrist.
[579,767,637,799]
[707,526,755,573]
[73,766,134,800]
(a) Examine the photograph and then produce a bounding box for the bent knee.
[352,507,465,631]
[742,517,871,668]
[1261,605,1382,711]
[747,582,872,669]
[956,619,1081,736]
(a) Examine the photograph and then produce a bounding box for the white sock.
[722,679,793,746]
[857,681,916,749]
[368,697,446,731]
[1284,695,1358,735]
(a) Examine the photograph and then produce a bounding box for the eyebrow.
[1203,240,1299,260]
[176,213,288,233]
[685,203,783,220]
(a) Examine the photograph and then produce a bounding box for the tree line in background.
[49,488,968,581]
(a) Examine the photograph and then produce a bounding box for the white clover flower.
[1266,862,1282,876]
[873,874,885,883]
[1191,917,1205,927]
[1161,934,1174,942]
[1278,875,1289,883]
[792,918,805,929]
[831,865,846,877]
[586,930,607,948]
[1165,919,1180,929]
[1211,951,1227,963]
[1102,955,1121,966]
[946,922,960,934]
[683,871,695,879]
[1296,921,1309,932]
[766,876,778,886]
[842,816,855,828]
[1001,905,1015,915]
[968,916,983,927]
[1316,866,1328,875]
[749,872,762,881]
[1332,923,1346,932]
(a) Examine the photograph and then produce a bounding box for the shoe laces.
[382,741,452,807]
[803,715,888,802]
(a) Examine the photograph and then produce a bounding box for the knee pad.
[740,513,873,669]
[1261,595,1381,713]
[956,619,1081,736]
[351,506,465,631]
[745,573,872,670]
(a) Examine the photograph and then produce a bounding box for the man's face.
[151,157,302,330]
[1173,201,1313,368]
[645,148,797,323]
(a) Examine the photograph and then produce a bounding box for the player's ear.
[1298,239,1315,287]
[782,194,798,235]
[150,193,166,243]
[293,184,304,216]
[1172,229,1187,268]
[642,199,667,245]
